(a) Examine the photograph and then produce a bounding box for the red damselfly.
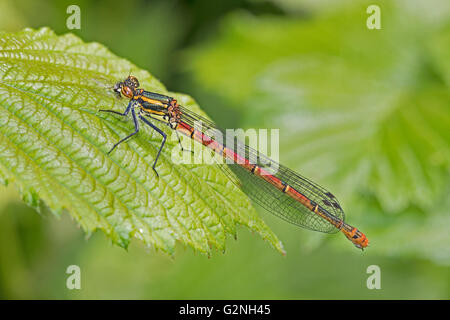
[99,76,369,250]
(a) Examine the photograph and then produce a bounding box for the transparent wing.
[179,106,345,233]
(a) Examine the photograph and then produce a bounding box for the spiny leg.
[175,130,194,154]
[107,107,139,154]
[99,100,133,117]
[139,115,167,178]
[144,114,193,154]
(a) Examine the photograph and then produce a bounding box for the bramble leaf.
[0,27,284,256]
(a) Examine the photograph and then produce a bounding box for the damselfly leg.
[99,102,166,177]
[139,115,167,177]
[175,130,194,154]
[144,113,194,154]
[99,99,133,117]
[100,103,140,155]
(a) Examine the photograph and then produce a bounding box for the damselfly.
[99,76,369,250]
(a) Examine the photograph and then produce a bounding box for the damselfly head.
[112,76,140,99]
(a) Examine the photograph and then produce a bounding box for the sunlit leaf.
[0,27,284,256]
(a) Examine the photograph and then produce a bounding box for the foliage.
[0,27,284,256]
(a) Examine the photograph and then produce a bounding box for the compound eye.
[121,86,134,98]
[126,76,140,88]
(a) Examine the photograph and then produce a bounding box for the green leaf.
[0,27,284,256]
[184,1,450,261]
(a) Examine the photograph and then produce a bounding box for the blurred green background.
[0,0,449,299]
